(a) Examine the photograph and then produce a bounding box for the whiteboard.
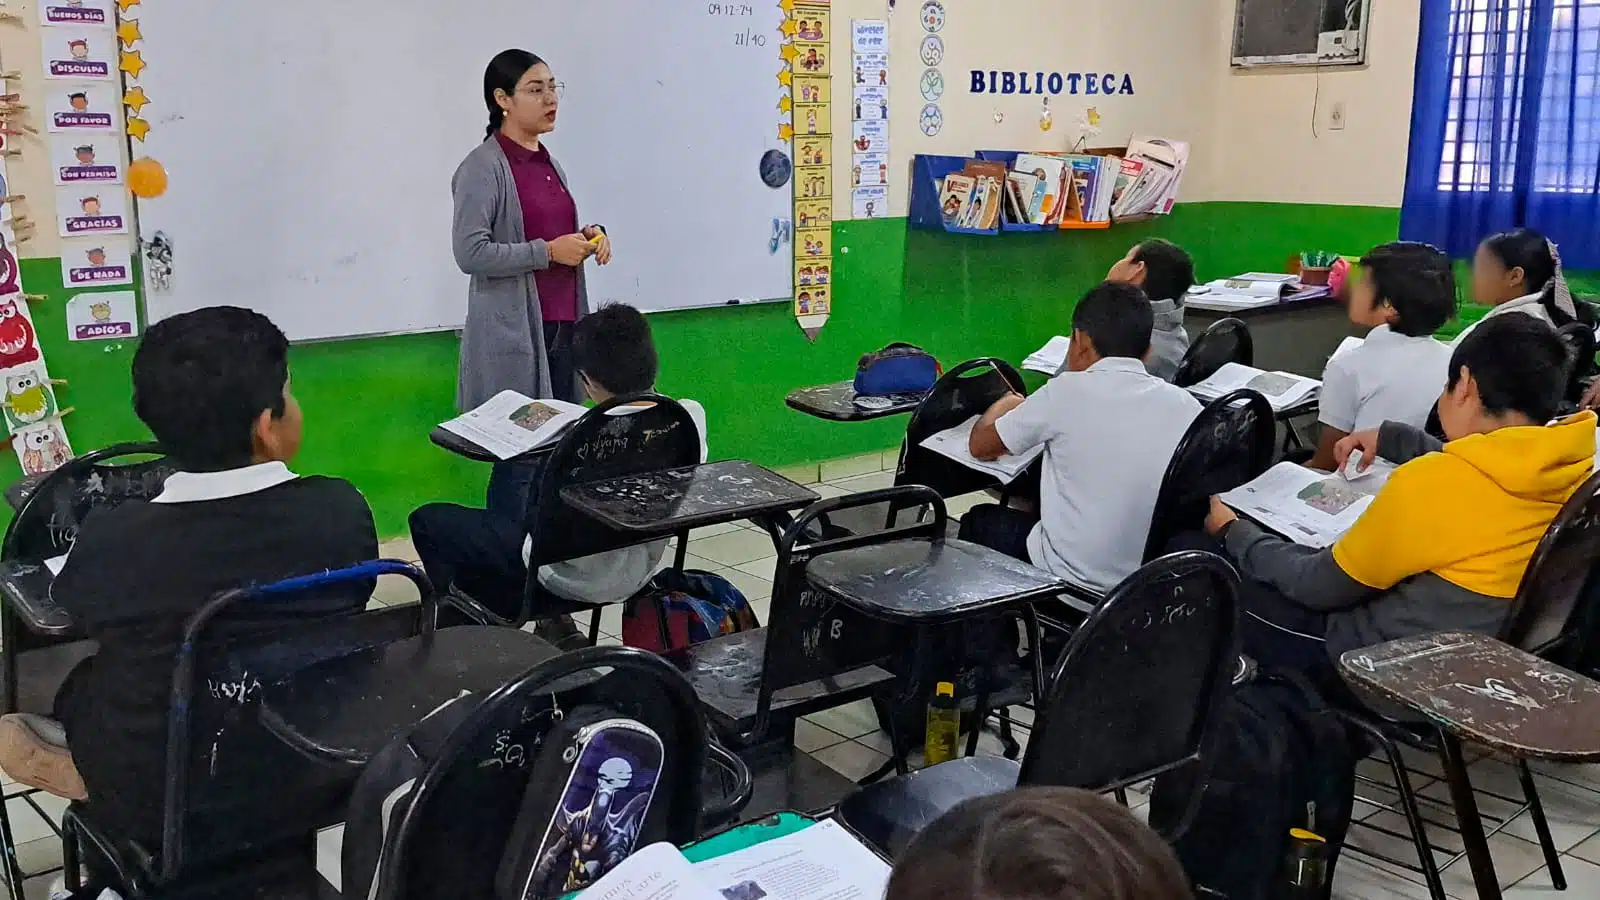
[134,1,792,341]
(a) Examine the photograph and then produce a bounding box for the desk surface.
[785,382,926,422]
[429,426,555,465]
[561,460,818,534]
[1339,632,1600,762]
[258,626,562,766]
[806,537,1068,623]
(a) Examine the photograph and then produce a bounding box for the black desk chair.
[343,646,729,900]
[1173,318,1254,388]
[832,550,1241,860]
[668,490,925,754]
[443,393,704,639]
[1558,321,1596,407]
[0,442,175,900]
[58,561,435,900]
[1339,468,1600,900]
[1143,389,1276,563]
[895,358,1029,505]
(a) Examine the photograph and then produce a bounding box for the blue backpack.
[853,343,942,396]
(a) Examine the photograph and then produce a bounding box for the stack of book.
[937,159,1007,231]
[999,135,1189,228]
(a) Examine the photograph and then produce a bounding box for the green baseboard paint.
[6,202,1408,537]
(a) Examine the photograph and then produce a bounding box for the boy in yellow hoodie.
[1204,314,1596,682]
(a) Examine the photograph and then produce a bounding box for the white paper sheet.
[1022,335,1070,374]
[692,820,891,900]
[919,415,1045,484]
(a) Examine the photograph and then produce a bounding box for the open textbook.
[1220,459,1391,548]
[919,415,1046,484]
[1022,335,1070,374]
[1188,363,1321,412]
[438,390,587,460]
[577,820,889,900]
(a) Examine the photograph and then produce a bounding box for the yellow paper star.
[125,116,150,142]
[777,69,793,87]
[118,50,146,79]
[116,0,140,11]
[123,86,150,114]
[780,44,798,63]
[778,95,792,113]
[116,19,143,48]
[779,0,795,11]
[778,123,794,142]
[780,19,798,37]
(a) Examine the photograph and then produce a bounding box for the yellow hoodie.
[1333,412,1598,598]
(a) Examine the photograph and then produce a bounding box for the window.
[1439,0,1600,193]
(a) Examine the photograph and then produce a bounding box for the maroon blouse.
[494,131,580,323]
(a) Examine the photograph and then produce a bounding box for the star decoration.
[116,19,143,48]
[126,116,150,142]
[780,19,798,37]
[777,69,793,86]
[778,95,792,113]
[780,44,798,63]
[116,0,141,12]
[779,0,795,11]
[118,50,146,79]
[778,123,794,142]
[122,86,151,114]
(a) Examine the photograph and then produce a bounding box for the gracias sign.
[970,71,1135,96]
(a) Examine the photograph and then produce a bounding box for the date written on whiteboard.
[707,3,756,14]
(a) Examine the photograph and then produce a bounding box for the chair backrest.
[896,358,1026,499]
[1558,322,1596,403]
[1,442,176,561]
[374,646,707,900]
[1020,550,1239,800]
[158,561,437,881]
[1500,469,1600,655]
[754,486,948,739]
[1173,318,1254,388]
[1142,390,1275,561]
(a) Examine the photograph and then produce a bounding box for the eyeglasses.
[518,81,565,101]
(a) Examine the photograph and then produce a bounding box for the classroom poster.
[851,20,892,226]
[66,290,138,341]
[789,0,833,340]
[40,26,116,80]
[794,134,829,168]
[61,238,133,287]
[851,119,886,155]
[39,0,114,28]
[851,153,888,188]
[852,184,888,219]
[50,136,124,185]
[45,83,118,132]
[56,186,129,236]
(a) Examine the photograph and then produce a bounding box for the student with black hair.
[885,787,1193,900]
[1306,241,1455,470]
[1458,227,1581,347]
[0,307,378,841]
[1204,314,1596,683]
[965,282,1202,594]
[409,304,706,647]
[1098,239,1196,381]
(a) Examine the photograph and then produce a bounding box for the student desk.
[428,425,554,464]
[785,382,927,422]
[1186,293,1356,380]
[257,626,564,767]
[2,473,46,512]
[560,460,818,535]
[1339,632,1600,900]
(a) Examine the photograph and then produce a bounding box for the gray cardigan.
[451,137,590,410]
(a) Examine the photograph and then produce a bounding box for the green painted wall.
[7,202,1410,537]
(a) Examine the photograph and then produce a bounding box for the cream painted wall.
[1207,0,1420,207]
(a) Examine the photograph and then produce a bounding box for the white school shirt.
[995,357,1202,594]
[1451,292,1553,347]
[1317,325,1452,433]
[529,399,710,606]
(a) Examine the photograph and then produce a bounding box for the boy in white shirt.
[1308,242,1455,470]
[410,304,706,647]
[966,282,1202,596]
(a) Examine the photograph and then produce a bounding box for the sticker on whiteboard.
[42,26,116,80]
[52,138,123,185]
[852,119,886,154]
[919,35,944,67]
[39,0,113,27]
[62,240,132,287]
[920,0,945,32]
[56,187,129,236]
[853,185,888,219]
[919,104,944,136]
[46,84,118,132]
[67,290,138,341]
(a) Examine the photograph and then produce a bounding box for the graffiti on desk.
[1453,677,1543,711]
[484,729,529,770]
[208,673,263,705]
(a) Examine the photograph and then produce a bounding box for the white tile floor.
[8,451,1596,898]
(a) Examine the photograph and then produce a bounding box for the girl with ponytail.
[1460,227,1582,346]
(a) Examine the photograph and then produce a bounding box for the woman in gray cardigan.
[453,48,612,520]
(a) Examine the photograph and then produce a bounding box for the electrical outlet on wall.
[1329,101,1347,131]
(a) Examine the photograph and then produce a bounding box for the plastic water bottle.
[924,681,960,766]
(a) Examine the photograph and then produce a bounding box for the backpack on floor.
[1148,670,1356,900]
[495,707,667,900]
[621,569,759,652]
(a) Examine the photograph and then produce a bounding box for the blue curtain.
[1401,0,1600,267]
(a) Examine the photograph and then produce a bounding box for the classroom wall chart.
[788,0,832,340]
[851,19,889,221]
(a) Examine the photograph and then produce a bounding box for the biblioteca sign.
[970,71,1136,96]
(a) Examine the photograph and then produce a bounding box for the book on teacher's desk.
[438,390,586,460]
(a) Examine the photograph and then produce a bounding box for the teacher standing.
[452,49,611,518]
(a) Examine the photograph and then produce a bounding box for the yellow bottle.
[924,682,960,766]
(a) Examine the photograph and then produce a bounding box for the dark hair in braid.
[482,49,544,139]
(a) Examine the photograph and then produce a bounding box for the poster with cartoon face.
[793,167,832,201]
[42,26,115,80]
[67,290,138,340]
[3,368,59,432]
[794,42,829,76]
[795,227,832,260]
[793,199,831,232]
[46,84,119,132]
[852,152,888,187]
[52,137,123,185]
[38,0,114,27]
[0,295,41,370]
[793,8,830,43]
[56,186,129,236]
[852,119,886,155]
[853,184,888,219]
[62,240,133,287]
[854,52,888,87]
[0,234,20,295]
[15,420,74,476]
[795,259,832,288]
[793,76,831,106]
[853,86,888,122]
